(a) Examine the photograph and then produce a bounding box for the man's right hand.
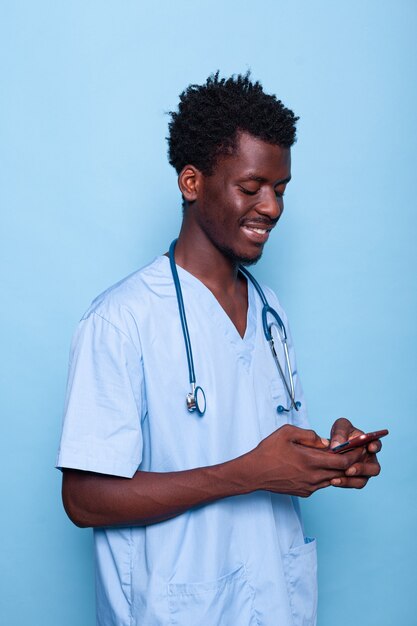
[244,424,367,497]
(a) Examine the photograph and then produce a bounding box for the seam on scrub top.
[168,566,247,596]
[91,312,147,430]
[92,311,142,357]
[261,284,286,319]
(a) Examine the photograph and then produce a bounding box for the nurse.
[57,72,382,626]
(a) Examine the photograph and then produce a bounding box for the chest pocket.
[270,378,291,428]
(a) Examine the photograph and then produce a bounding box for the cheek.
[200,184,249,231]
[216,202,244,230]
[205,198,240,228]
[206,211,231,237]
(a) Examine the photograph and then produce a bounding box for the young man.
[57,73,382,626]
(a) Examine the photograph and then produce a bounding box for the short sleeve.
[56,311,145,478]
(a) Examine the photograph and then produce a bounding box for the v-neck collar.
[158,255,258,361]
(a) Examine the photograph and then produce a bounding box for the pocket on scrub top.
[283,537,318,626]
[270,380,290,424]
[167,564,258,626]
[270,379,285,399]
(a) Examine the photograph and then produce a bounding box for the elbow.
[67,513,90,529]
[66,507,90,529]
[62,471,94,528]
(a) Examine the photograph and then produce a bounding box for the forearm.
[62,424,372,528]
[62,453,254,528]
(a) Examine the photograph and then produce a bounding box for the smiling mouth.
[241,224,273,243]
[246,227,270,235]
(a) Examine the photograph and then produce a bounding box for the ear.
[178,165,202,203]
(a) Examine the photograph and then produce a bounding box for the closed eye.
[239,186,259,196]
[239,185,285,198]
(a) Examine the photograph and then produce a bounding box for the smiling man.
[57,73,382,626]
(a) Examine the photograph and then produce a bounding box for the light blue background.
[1,1,415,624]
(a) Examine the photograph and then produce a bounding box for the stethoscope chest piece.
[186,385,206,416]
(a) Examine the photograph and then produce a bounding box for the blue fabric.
[57,256,317,626]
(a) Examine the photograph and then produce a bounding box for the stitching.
[92,311,141,357]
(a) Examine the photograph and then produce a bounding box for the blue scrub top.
[57,256,317,626]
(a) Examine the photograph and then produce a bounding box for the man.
[57,73,382,626]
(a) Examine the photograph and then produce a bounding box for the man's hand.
[328,417,382,489]
[246,424,368,498]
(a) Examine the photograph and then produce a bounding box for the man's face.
[190,131,291,265]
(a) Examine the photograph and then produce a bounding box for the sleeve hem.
[56,452,139,479]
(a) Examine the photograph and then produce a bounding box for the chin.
[240,254,262,267]
[221,242,263,266]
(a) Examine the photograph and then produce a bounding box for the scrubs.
[57,256,317,626]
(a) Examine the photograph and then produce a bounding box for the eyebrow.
[241,174,292,186]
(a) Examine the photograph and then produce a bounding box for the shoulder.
[78,256,172,346]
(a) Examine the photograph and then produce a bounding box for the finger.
[315,445,366,470]
[367,440,382,454]
[314,479,333,492]
[315,468,347,484]
[291,428,329,449]
[330,417,362,449]
[330,476,369,489]
[345,459,381,478]
[298,479,333,497]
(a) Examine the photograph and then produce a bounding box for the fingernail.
[346,467,357,476]
[331,478,342,486]
[321,438,329,447]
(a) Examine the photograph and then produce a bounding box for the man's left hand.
[328,417,382,489]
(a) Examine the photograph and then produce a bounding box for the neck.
[172,222,241,295]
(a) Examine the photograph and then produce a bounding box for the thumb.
[292,428,329,450]
[330,417,361,449]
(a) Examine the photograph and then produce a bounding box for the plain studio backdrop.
[1,1,416,624]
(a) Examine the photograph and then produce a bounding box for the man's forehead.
[214,132,291,177]
[241,172,292,185]
[235,131,290,156]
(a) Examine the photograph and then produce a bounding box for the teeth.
[249,227,267,234]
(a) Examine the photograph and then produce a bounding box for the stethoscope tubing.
[169,239,197,385]
[169,239,300,415]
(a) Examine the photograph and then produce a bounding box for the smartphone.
[331,429,389,453]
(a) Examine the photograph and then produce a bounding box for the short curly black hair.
[167,71,299,175]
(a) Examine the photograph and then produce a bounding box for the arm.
[62,424,367,528]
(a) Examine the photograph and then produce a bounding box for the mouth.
[241,224,272,244]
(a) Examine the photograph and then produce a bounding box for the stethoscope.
[169,239,301,417]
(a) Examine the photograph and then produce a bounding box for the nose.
[256,188,283,221]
